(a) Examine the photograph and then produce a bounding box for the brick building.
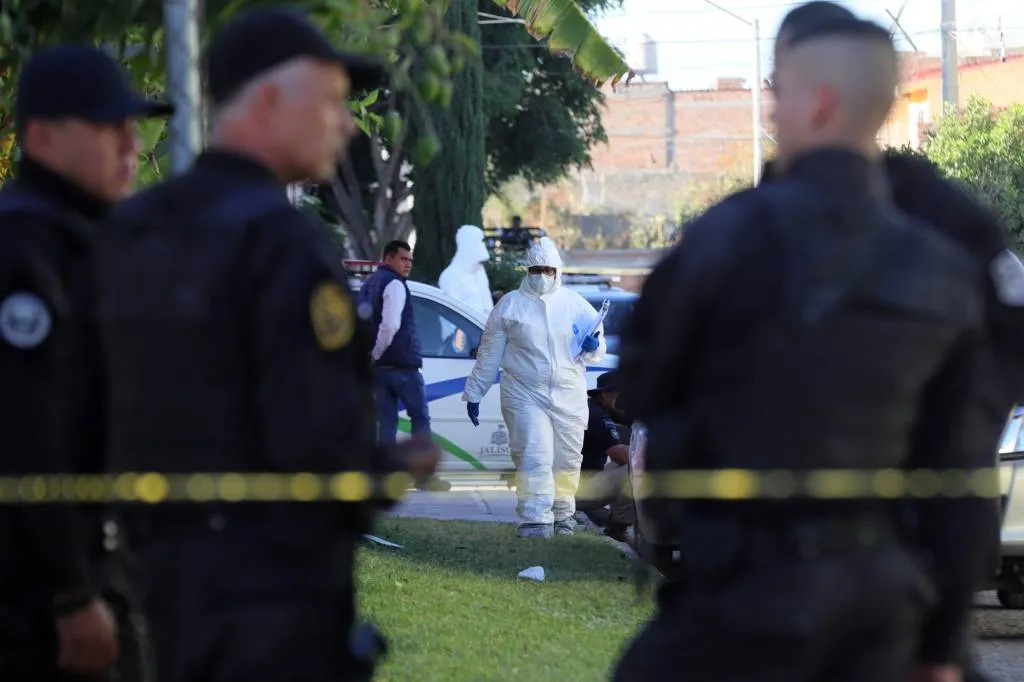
[530,49,1024,282]
[587,77,771,179]
[582,50,1024,179]
[586,51,960,177]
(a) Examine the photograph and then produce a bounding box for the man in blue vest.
[363,240,450,491]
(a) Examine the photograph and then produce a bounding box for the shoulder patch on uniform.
[309,281,355,351]
[0,292,52,349]
[990,249,1024,306]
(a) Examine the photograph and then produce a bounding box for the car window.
[585,296,636,337]
[412,296,482,359]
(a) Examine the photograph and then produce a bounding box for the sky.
[593,0,1024,91]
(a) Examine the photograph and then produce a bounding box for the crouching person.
[575,371,636,542]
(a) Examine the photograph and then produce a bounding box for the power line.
[603,25,1024,47]
[596,0,892,17]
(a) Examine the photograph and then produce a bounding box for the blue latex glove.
[467,402,480,426]
[580,331,601,353]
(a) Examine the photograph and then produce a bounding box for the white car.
[349,267,618,473]
[996,406,1024,607]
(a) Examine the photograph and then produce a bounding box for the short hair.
[777,2,856,46]
[383,240,411,258]
[511,215,522,225]
[786,28,898,131]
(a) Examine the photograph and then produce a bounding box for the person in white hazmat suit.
[438,225,495,318]
[462,237,606,538]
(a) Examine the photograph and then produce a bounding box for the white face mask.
[527,273,556,295]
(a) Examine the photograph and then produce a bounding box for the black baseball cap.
[15,45,173,130]
[205,7,386,106]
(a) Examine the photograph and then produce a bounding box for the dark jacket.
[0,157,110,613]
[625,150,988,665]
[93,151,393,553]
[362,264,422,369]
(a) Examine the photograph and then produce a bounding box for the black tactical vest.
[692,183,980,476]
[94,185,381,541]
[93,187,288,477]
[639,179,982,547]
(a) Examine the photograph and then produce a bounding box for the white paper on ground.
[364,534,404,549]
[518,565,545,581]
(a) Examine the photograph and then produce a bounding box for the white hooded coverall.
[439,225,494,318]
[462,238,606,526]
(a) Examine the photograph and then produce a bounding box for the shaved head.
[210,57,356,183]
[787,34,898,131]
[770,20,897,169]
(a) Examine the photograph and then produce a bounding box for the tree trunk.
[409,0,486,284]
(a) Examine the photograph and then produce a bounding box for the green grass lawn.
[357,519,654,682]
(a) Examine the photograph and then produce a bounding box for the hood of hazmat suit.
[461,237,607,527]
[438,225,494,318]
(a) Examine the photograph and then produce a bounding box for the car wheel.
[997,589,1024,609]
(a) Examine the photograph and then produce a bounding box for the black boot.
[604,522,630,542]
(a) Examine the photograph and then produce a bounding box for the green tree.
[409,0,487,282]
[921,95,1024,248]
[480,0,619,194]
[406,0,630,281]
[0,0,474,184]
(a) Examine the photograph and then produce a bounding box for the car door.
[403,295,512,472]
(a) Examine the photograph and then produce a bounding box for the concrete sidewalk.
[390,490,519,523]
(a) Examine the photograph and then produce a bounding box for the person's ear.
[252,81,283,121]
[21,119,54,153]
[810,85,839,130]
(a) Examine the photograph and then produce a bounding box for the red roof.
[904,53,1024,84]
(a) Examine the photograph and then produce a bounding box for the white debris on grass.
[364,534,404,549]
[518,566,545,581]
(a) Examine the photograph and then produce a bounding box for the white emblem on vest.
[990,250,1024,306]
[0,292,52,349]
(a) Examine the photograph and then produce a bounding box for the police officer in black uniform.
[0,45,170,681]
[92,8,440,682]
[766,6,1019,681]
[612,12,992,682]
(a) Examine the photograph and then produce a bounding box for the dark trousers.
[612,546,927,682]
[373,367,430,445]
[138,533,366,682]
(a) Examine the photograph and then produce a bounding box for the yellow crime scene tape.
[0,467,1003,504]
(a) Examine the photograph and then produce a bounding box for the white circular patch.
[990,250,1024,307]
[0,292,52,349]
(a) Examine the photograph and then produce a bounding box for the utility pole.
[940,0,958,109]
[751,18,763,186]
[700,2,763,185]
[164,0,202,174]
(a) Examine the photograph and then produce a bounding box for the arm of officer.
[370,280,405,363]
[243,213,380,475]
[985,246,1024,406]
[0,225,95,609]
[618,196,756,423]
[908,326,994,666]
[888,154,1024,409]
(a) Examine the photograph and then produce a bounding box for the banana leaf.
[494,0,633,86]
